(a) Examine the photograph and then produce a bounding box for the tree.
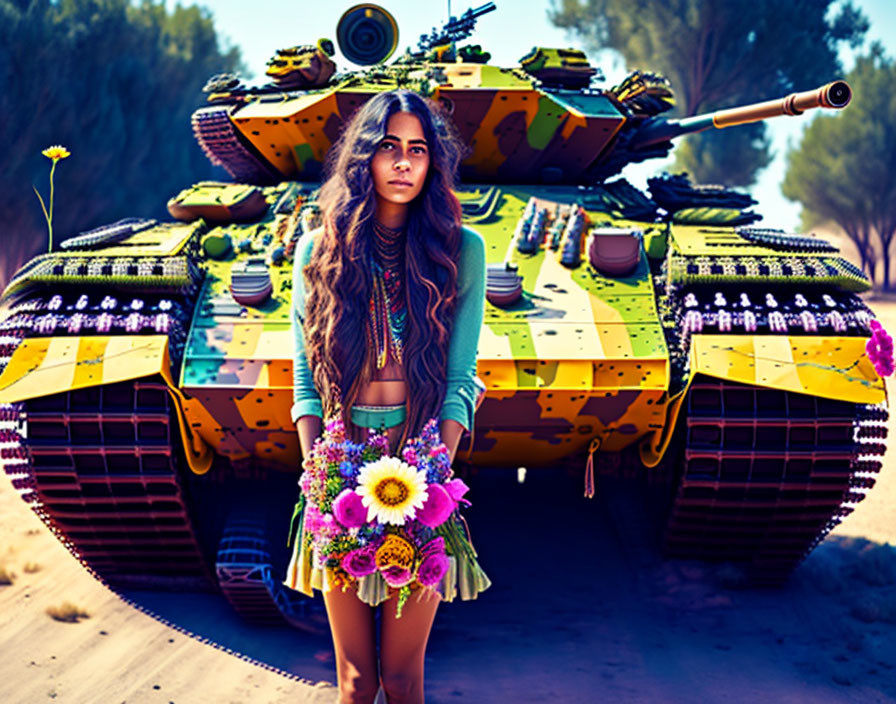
[782,44,896,290]
[549,0,867,187]
[0,0,245,289]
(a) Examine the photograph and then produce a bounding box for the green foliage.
[549,0,867,186]
[782,44,896,289]
[672,121,772,188]
[0,0,245,288]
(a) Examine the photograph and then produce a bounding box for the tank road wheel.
[660,375,886,584]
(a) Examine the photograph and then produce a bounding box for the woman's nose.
[393,153,410,171]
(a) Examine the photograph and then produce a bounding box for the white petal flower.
[356,456,428,526]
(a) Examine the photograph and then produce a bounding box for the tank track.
[0,289,212,588]
[191,105,281,185]
[22,375,215,589]
[660,376,887,583]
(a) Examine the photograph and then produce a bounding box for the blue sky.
[178,0,896,231]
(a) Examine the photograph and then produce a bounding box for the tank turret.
[189,7,850,187]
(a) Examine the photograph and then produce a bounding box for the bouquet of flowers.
[295,413,479,617]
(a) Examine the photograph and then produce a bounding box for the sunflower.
[356,456,428,525]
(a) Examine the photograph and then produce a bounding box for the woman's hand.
[439,418,466,465]
[296,415,322,465]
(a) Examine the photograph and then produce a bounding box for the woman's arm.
[296,416,322,460]
[291,232,324,457]
[439,418,465,464]
[439,226,487,448]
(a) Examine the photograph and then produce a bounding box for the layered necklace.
[368,219,408,369]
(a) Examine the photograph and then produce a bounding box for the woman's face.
[370,111,430,213]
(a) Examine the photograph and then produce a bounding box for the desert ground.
[1,232,895,703]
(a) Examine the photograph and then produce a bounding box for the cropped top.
[290,225,487,432]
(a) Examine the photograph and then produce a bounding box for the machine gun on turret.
[417,2,496,52]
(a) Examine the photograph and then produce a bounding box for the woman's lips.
[389,180,413,187]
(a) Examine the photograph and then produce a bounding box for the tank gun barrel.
[418,2,496,51]
[630,81,851,149]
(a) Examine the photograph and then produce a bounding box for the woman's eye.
[379,141,395,151]
[411,146,427,155]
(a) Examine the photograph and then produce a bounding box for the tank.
[0,3,886,627]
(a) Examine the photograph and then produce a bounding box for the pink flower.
[304,504,323,533]
[417,552,449,587]
[444,478,471,507]
[342,548,377,578]
[867,320,895,377]
[416,483,454,527]
[333,489,368,528]
[322,443,344,463]
[319,512,339,539]
[382,565,413,588]
[402,446,419,465]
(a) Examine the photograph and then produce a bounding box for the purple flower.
[416,483,454,528]
[402,447,419,465]
[333,489,368,528]
[444,478,471,507]
[345,442,363,464]
[368,434,389,453]
[420,536,445,557]
[417,552,449,587]
[339,460,357,478]
[342,548,377,578]
[382,565,413,588]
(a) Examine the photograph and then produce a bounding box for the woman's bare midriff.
[355,352,407,406]
[350,352,407,453]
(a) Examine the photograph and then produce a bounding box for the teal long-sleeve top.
[290,225,487,432]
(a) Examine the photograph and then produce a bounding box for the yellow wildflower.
[34,144,71,252]
[41,145,71,162]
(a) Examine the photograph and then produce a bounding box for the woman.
[283,89,491,704]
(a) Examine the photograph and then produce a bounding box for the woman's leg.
[379,588,441,704]
[323,585,380,704]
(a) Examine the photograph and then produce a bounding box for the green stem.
[48,160,57,253]
[32,185,49,223]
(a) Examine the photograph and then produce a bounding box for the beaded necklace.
[368,220,407,369]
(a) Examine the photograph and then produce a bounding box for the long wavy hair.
[301,90,464,450]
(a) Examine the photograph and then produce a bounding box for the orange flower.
[375,533,415,571]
